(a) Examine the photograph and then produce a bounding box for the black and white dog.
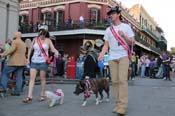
[73,77,110,106]
[45,89,64,107]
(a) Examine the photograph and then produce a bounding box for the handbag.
[37,38,51,65]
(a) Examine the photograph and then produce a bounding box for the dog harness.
[84,79,92,98]
[54,91,61,96]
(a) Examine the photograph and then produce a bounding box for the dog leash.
[50,56,61,96]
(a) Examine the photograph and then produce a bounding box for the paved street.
[1,78,175,116]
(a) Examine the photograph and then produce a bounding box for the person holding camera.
[23,25,59,103]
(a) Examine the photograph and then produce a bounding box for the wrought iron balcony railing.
[19,20,110,33]
[141,26,160,41]
[135,33,150,47]
[146,28,160,41]
[135,33,161,54]
[150,46,161,54]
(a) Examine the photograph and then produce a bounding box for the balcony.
[135,33,157,54]
[19,20,109,34]
[150,46,161,54]
[135,33,150,47]
[159,36,167,44]
[135,33,161,54]
[146,28,160,40]
[141,26,160,41]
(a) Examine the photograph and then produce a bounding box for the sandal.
[38,96,46,102]
[22,97,32,103]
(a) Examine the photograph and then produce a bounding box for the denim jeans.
[156,65,163,78]
[0,64,24,94]
[131,63,136,79]
[163,65,170,80]
[79,21,84,28]
[140,65,146,78]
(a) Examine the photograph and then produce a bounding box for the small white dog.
[45,89,64,107]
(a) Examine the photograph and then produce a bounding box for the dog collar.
[54,91,61,96]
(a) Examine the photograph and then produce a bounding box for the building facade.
[0,0,19,45]
[129,4,167,54]
[19,0,117,56]
[19,0,167,57]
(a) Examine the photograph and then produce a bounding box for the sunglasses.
[39,30,47,36]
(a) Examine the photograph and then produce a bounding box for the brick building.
[19,0,167,57]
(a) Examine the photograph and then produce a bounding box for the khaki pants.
[108,56,129,109]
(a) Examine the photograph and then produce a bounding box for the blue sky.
[116,0,175,50]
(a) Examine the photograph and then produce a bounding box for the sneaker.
[112,107,118,113]
[132,78,135,81]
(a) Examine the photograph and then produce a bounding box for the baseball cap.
[38,25,48,31]
[107,6,121,15]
